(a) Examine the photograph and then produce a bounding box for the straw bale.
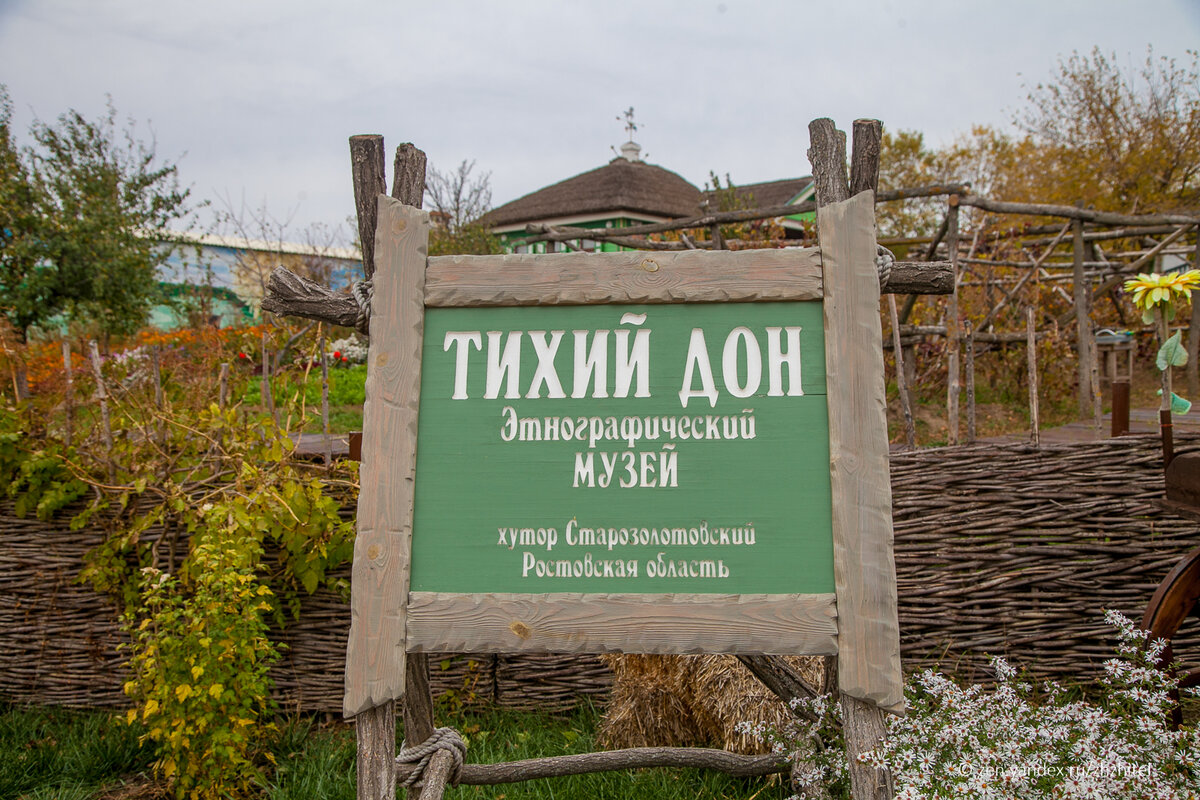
[599,654,824,753]
[597,654,708,749]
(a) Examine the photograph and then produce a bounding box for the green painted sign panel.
[410,301,832,595]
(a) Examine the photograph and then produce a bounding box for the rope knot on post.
[352,278,373,335]
[875,244,895,291]
[396,727,468,787]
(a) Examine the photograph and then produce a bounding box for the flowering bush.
[741,612,1200,799]
[326,334,367,366]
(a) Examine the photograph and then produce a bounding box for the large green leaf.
[1157,330,1188,370]
[1173,392,1193,415]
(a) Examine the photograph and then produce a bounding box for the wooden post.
[261,330,276,422]
[1090,334,1103,438]
[151,345,165,445]
[888,295,916,449]
[1112,380,1130,437]
[965,332,976,444]
[349,139,430,800]
[1027,308,1040,447]
[357,699,396,800]
[809,117,897,800]
[62,341,74,447]
[320,327,331,467]
[1072,216,1096,420]
[394,145,435,800]
[849,119,882,196]
[1160,307,1175,468]
[945,197,961,445]
[1189,226,1200,399]
[88,341,115,483]
[218,363,230,409]
[350,133,397,800]
[351,135,388,282]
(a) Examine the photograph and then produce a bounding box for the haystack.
[599,654,825,754]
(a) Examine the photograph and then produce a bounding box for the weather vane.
[617,107,640,142]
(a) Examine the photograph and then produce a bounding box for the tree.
[1014,47,1200,212]
[877,126,1041,238]
[424,159,502,256]
[0,93,192,346]
[0,89,44,345]
[425,159,491,232]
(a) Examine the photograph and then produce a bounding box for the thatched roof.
[704,177,814,210]
[482,157,703,229]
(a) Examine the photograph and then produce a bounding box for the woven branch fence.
[2,434,1199,712]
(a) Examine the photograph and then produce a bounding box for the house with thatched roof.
[482,139,816,253]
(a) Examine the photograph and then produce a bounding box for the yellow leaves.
[175,684,192,701]
[143,698,159,720]
[208,683,224,698]
[126,707,139,725]
[190,665,204,680]
[161,757,177,779]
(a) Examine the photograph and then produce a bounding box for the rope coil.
[875,244,895,290]
[396,727,468,787]
[352,279,373,335]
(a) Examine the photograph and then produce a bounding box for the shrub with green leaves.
[3,323,359,798]
[121,513,281,799]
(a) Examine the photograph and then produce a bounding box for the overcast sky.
[2,0,1198,243]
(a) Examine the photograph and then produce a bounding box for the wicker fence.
[2,434,1198,712]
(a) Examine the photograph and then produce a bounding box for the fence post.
[945,197,961,445]
[1072,216,1096,421]
[62,341,74,446]
[1027,308,1040,447]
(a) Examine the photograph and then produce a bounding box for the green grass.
[0,702,153,800]
[1,701,790,800]
[241,364,366,433]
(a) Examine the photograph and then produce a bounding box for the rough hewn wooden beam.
[850,119,882,196]
[814,121,899,800]
[351,135,388,280]
[885,261,954,294]
[392,143,427,207]
[960,195,1200,227]
[261,266,361,327]
[808,118,850,208]
[394,747,790,786]
[259,253,957,329]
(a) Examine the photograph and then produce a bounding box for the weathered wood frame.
[344,192,903,719]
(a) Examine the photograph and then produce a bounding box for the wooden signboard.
[344,189,903,719]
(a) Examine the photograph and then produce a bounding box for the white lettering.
[766,326,804,397]
[722,327,762,398]
[526,331,566,398]
[444,331,482,399]
[679,328,718,408]
[572,330,610,398]
[485,331,522,399]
